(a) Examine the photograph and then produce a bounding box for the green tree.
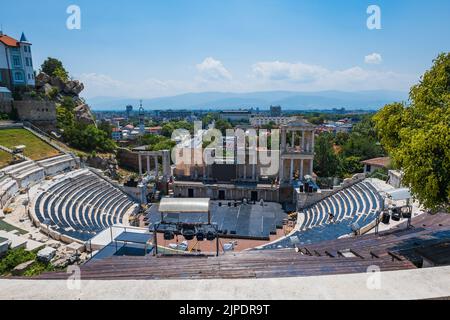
[215,119,232,135]
[56,106,75,128]
[41,57,69,81]
[335,132,350,146]
[314,132,340,177]
[63,124,116,153]
[342,133,383,160]
[53,67,69,82]
[374,53,450,210]
[340,156,364,177]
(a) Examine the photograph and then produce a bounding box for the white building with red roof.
[0,31,35,90]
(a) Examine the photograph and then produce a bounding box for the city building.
[362,157,391,174]
[250,115,297,127]
[111,128,123,141]
[156,109,192,121]
[146,126,162,135]
[0,31,35,90]
[270,105,282,117]
[219,110,251,123]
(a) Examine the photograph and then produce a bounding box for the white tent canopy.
[159,198,210,213]
[386,188,412,201]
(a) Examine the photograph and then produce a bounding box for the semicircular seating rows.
[34,170,138,241]
[260,181,384,250]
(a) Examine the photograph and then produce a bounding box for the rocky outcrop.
[86,155,120,180]
[36,72,84,98]
[74,104,95,126]
[35,72,95,126]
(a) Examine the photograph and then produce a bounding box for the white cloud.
[196,57,232,81]
[364,53,383,64]
[78,73,192,99]
[252,61,328,82]
[77,59,414,99]
[251,60,414,92]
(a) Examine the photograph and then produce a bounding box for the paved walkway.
[1,266,449,300]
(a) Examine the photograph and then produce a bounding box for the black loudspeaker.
[382,213,391,225]
[218,202,222,207]
[206,231,217,241]
[164,230,174,241]
[182,227,196,241]
[402,209,412,219]
[196,231,205,241]
[391,208,401,221]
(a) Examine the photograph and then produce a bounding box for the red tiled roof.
[361,157,391,168]
[0,35,19,47]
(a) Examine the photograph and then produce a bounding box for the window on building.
[12,56,21,67]
[15,72,23,81]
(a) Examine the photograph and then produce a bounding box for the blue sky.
[2,0,449,98]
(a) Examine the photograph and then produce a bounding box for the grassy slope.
[0,129,60,161]
[0,219,28,235]
[0,149,12,168]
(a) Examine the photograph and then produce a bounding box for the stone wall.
[117,148,140,171]
[13,100,57,123]
[0,101,12,114]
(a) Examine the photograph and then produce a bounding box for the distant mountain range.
[87,90,409,111]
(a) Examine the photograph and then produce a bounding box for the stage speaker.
[382,213,391,224]
[182,228,196,241]
[206,231,217,241]
[196,231,205,241]
[402,209,412,219]
[164,230,174,241]
[391,208,401,221]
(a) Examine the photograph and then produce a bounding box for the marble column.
[292,131,295,148]
[301,132,305,152]
[146,156,151,175]
[279,159,284,183]
[154,156,159,178]
[138,154,142,176]
[300,159,304,180]
[281,129,287,152]
[290,159,294,183]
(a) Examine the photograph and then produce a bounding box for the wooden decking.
[37,213,450,280]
